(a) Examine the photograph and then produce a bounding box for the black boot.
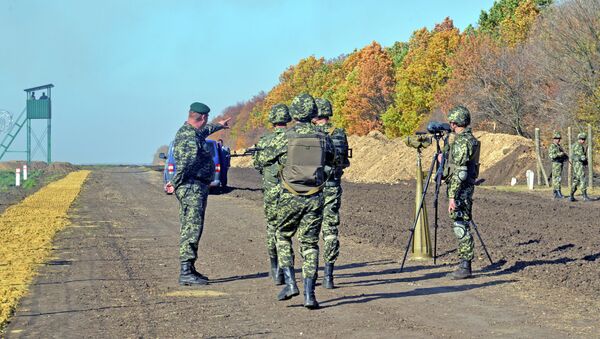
[582,190,591,201]
[553,190,560,199]
[277,267,299,301]
[190,261,209,281]
[557,190,564,199]
[569,190,577,202]
[270,257,284,285]
[447,259,472,280]
[303,277,319,309]
[179,261,208,286]
[323,263,335,289]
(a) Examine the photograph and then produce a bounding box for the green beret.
[578,132,587,140]
[190,102,210,114]
[553,131,561,139]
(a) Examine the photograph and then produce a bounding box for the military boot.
[270,257,284,285]
[447,259,472,280]
[569,189,577,202]
[277,267,299,301]
[190,261,209,281]
[179,261,208,286]
[556,190,564,199]
[582,190,591,201]
[553,190,560,199]
[323,263,335,289]
[303,277,319,309]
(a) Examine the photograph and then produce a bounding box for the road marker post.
[23,164,28,181]
[15,168,21,187]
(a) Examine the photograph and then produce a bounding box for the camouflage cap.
[290,93,317,122]
[447,105,471,127]
[315,98,333,118]
[268,103,291,125]
[578,132,587,140]
[190,102,210,114]
[553,131,562,139]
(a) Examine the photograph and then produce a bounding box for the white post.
[15,168,21,187]
[23,164,28,181]
[526,170,535,190]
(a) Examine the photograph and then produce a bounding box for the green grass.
[0,169,43,191]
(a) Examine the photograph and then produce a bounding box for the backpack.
[281,131,327,196]
[328,126,350,169]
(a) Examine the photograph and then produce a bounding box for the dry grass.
[0,170,90,330]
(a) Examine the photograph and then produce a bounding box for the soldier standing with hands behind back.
[442,106,480,280]
[569,132,591,202]
[166,102,230,286]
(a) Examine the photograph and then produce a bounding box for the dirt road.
[4,168,600,338]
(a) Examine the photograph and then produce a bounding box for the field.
[0,167,599,337]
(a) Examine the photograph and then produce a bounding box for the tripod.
[399,133,493,272]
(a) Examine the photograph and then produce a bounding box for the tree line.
[212,0,599,153]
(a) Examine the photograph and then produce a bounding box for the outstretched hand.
[218,117,232,129]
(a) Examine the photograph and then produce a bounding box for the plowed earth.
[3,168,600,338]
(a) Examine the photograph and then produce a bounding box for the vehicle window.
[204,142,216,158]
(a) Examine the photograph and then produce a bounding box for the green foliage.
[0,169,42,190]
[478,0,552,38]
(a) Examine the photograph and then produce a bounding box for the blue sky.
[0,0,494,164]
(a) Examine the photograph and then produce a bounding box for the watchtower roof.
[24,84,54,92]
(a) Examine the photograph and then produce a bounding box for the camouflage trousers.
[322,185,342,264]
[551,162,564,191]
[572,162,587,193]
[448,184,475,261]
[175,183,209,262]
[275,190,323,279]
[262,182,280,258]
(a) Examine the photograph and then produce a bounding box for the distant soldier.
[260,93,334,309]
[313,98,350,289]
[252,103,292,286]
[217,139,231,187]
[569,132,590,202]
[442,106,480,279]
[548,132,568,199]
[167,102,230,285]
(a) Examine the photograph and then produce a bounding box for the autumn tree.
[383,18,460,137]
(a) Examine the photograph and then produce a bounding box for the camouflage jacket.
[446,128,479,199]
[571,142,587,164]
[258,122,335,179]
[548,143,567,162]
[253,127,286,186]
[315,122,350,184]
[171,122,225,188]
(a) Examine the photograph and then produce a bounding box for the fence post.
[568,127,573,192]
[588,124,594,190]
[535,128,541,186]
[15,168,21,187]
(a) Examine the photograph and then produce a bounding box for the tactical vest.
[328,126,350,170]
[445,134,480,183]
[281,130,327,196]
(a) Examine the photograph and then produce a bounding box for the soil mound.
[0,161,79,174]
[232,131,538,186]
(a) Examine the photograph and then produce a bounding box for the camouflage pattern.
[548,143,567,190]
[258,115,334,279]
[290,93,317,122]
[268,104,292,125]
[571,141,588,193]
[315,98,333,118]
[578,132,587,140]
[553,131,562,139]
[314,121,350,264]
[253,127,287,258]
[446,127,479,261]
[447,106,471,127]
[172,122,224,262]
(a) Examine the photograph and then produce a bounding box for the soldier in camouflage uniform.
[569,132,591,202]
[548,132,568,199]
[443,106,480,279]
[259,93,334,309]
[313,98,350,289]
[252,103,292,286]
[167,102,230,285]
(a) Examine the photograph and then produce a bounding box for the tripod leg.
[470,220,493,265]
